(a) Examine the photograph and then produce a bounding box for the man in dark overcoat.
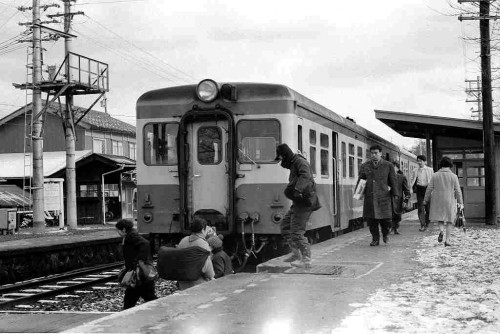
[358,145,399,246]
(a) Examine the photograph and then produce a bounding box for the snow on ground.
[333,226,500,334]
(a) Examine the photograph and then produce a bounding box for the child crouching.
[207,234,234,278]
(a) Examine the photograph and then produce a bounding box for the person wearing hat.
[115,219,157,309]
[207,234,233,278]
[275,143,320,269]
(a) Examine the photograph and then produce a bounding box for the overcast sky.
[0,0,490,149]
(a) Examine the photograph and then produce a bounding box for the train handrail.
[332,157,338,216]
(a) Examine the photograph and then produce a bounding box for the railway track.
[0,262,124,310]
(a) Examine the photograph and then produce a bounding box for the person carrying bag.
[115,219,157,309]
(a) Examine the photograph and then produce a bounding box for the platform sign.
[44,178,65,229]
[44,182,62,210]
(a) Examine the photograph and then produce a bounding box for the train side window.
[342,142,346,178]
[320,133,328,148]
[309,129,316,145]
[143,122,178,165]
[349,143,355,178]
[310,146,317,175]
[320,149,328,176]
[198,126,222,165]
[309,130,317,175]
[237,119,280,163]
[357,146,363,175]
[298,125,303,154]
[320,133,329,177]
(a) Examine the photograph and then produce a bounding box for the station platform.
[65,211,500,333]
[0,223,120,254]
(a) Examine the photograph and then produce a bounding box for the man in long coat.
[358,145,399,246]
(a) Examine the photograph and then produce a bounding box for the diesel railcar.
[135,79,417,259]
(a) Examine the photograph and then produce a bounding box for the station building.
[0,103,137,224]
[376,109,499,221]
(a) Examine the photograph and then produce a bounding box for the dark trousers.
[392,213,401,230]
[280,204,313,259]
[123,280,157,310]
[416,185,430,227]
[367,218,390,241]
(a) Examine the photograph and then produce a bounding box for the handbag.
[455,206,466,232]
[138,260,159,282]
[120,266,139,288]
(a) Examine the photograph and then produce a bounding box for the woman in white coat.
[423,156,464,246]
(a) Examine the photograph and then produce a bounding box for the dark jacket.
[393,170,411,214]
[122,230,152,271]
[358,159,399,219]
[284,154,320,209]
[212,249,234,279]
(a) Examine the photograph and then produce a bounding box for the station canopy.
[375,109,500,140]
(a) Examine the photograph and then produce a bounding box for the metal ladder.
[22,46,33,214]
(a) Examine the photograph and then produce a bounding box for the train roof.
[137,82,403,152]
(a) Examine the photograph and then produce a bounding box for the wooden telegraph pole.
[459,0,498,225]
[31,0,45,233]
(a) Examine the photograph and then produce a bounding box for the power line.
[71,27,183,83]
[75,0,145,4]
[84,14,196,82]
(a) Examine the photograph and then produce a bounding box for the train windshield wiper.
[238,148,260,168]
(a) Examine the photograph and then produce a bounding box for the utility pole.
[31,0,45,233]
[64,0,77,230]
[459,0,498,225]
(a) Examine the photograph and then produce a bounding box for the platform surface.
[64,211,500,333]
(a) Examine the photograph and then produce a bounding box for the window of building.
[112,140,123,156]
[466,167,485,186]
[342,142,346,178]
[93,139,105,154]
[237,119,280,163]
[144,122,178,165]
[129,143,136,160]
[198,126,222,165]
[349,143,355,178]
[79,184,98,198]
[104,184,119,197]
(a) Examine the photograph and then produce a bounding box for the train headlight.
[196,79,219,102]
[143,212,153,224]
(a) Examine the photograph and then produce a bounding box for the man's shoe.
[383,235,388,243]
[370,240,379,246]
[394,229,400,235]
[419,227,424,232]
[444,242,451,247]
[438,232,443,243]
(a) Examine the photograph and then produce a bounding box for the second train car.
[135,79,417,261]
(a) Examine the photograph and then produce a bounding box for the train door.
[331,131,340,228]
[185,120,230,231]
